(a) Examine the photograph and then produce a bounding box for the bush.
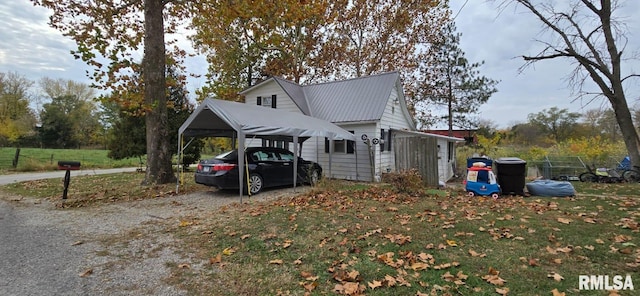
[381,169,424,195]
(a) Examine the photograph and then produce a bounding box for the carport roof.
[179,99,356,141]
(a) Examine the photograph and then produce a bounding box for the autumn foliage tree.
[190,0,450,102]
[32,0,191,184]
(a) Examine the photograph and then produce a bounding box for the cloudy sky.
[1,0,639,128]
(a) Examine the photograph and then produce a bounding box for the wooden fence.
[393,136,439,187]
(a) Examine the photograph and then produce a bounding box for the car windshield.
[215,150,237,160]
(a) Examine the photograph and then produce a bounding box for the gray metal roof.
[304,72,399,123]
[241,72,402,123]
[273,77,310,115]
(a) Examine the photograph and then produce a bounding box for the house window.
[325,131,355,154]
[258,95,277,108]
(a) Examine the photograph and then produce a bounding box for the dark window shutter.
[347,131,355,154]
[257,96,262,105]
[271,95,277,108]
[324,137,329,153]
[387,129,392,151]
[347,140,354,154]
[380,129,385,151]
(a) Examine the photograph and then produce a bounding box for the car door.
[250,150,281,187]
[274,150,296,186]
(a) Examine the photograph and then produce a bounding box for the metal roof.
[304,72,399,122]
[273,77,311,115]
[244,72,402,123]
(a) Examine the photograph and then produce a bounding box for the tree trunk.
[609,89,640,169]
[142,0,175,185]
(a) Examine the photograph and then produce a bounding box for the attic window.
[258,95,277,108]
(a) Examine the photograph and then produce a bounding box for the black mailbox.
[58,161,81,200]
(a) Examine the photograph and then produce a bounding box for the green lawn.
[0,147,142,172]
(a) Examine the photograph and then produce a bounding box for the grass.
[0,171,205,207]
[161,180,639,296]
[0,147,142,172]
[1,174,638,295]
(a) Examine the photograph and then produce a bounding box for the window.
[278,151,294,161]
[257,95,277,108]
[324,131,355,154]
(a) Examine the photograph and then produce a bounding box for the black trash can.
[494,157,526,196]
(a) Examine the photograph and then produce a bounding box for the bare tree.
[498,0,640,167]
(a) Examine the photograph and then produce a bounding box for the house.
[239,72,464,184]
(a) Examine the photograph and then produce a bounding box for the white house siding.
[242,80,303,148]
[243,80,303,114]
[299,123,376,181]
[377,86,414,177]
[435,138,458,182]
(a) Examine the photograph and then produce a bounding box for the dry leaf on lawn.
[548,272,564,282]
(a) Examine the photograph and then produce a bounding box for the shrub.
[381,169,424,195]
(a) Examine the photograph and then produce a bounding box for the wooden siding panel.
[393,136,439,187]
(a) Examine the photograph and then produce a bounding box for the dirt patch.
[0,186,312,295]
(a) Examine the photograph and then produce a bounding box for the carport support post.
[238,132,245,201]
[329,139,333,178]
[293,136,298,192]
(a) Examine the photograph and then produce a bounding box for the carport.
[177,98,356,199]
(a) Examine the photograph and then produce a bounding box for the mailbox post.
[58,161,81,200]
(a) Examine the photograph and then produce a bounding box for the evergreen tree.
[418,21,498,134]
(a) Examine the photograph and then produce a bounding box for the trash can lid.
[495,157,526,164]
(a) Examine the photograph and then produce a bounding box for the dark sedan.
[195,147,322,194]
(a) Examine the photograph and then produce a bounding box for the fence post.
[12,148,21,168]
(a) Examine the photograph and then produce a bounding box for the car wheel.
[491,193,500,200]
[309,169,320,186]
[248,173,263,195]
[467,191,475,197]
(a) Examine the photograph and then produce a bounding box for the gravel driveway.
[0,186,310,296]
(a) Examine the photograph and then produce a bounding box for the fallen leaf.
[547,272,564,282]
[551,288,565,296]
[222,247,235,256]
[368,280,382,289]
[446,240,458,247]
[178,263,190,269]
[496,287,509,295]
[469,249,487,257]
[79,268,93,277]
[557,217,572,224]
[71,241,84,246]
[179,220,194,227]
[209,253,222,264]
[269,259,284,265]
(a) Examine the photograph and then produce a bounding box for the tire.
[491,193,500,200]
[308,169,320,186]
[622,169,640,183]
[467,191,475,197]
[579,172,598,183]
[248,173,263,195]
